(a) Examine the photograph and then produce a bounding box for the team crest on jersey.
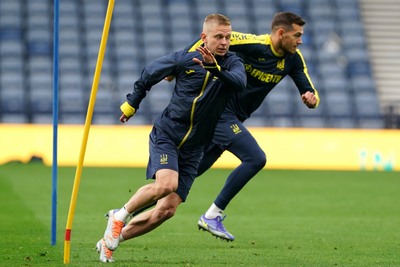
[276,59,285,71]
[230,124,242,134]
[245,64,252,73]
[213,76,219,81]
[160,154,168,164]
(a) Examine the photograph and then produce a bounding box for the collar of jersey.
[267,34,284,58]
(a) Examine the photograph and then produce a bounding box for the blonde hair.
[203,14,231,34]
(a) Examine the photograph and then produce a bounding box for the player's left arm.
[289,50,320,108]
[193,46,246,93]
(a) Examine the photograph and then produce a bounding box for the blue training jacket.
[126,47,246,149]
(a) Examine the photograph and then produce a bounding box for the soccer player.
[96,14,246,262]
[188,11,320,241]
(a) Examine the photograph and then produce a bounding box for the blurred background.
[0,0,399,128]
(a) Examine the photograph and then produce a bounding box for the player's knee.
[163,206,176,220]
[154,183,176,198]
[156,204,177,221]
[252,150,267,170]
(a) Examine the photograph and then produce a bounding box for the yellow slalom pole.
[63,0,115,264]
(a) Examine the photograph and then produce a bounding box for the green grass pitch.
[0,162,399,266]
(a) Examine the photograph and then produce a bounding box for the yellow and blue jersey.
[186,32,320,122]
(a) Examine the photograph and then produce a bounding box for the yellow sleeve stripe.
[230,31,268,45]
[120,102,136,117]
[230,32,283,57]
[296,49,320,107]
[188,39,204,52]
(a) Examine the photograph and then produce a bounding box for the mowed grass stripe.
[0,162,399,266]
[0,166,60,265]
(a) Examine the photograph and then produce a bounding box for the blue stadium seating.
[0,0,384,128]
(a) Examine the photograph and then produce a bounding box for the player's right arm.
[120,52,181,122]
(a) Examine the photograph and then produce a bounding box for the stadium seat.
[116,59,140,76]
[29,56,52,75]
[27,29,51,43]
[255,20,272,35]
[0,14,22,30]
[93,89,115,114]
[27,15,50,31]
[195,0,219,19]
[168,0,191,18]
[113,16,135,31]
[113,1,134,18]
[319,62,346,79]
[118,74,139,93]
[171,31,193,51]
[115,30,136,46]
[269,116,294,128]
[0,40,23,57]
[143,44,167,65]
[338,20,364,36]
[311,19,336,37]
[59,30,80,45]
[30,73,52,90]
[0,56,24,75]
[323,77,348,93]
[0,1,21,16]
[336,0,359,8]
[0,87,25,113]
[32,114,53,124]
[354,92,381,118]
[85,17,105,31]
[265,90,294,117]
[60,58,82,75]
[300,32,313,47]
[307,5,334,20]
[60,73,84,91]
[341,34,366,49]
[358,118,384,129]
[345,48,369,64]
[297,116,326,128]
[337,6,360,22]
[348,62,371,76]
[59,43,81,59]
[225,4,247,18]
[92,114,117,125]
[30,88,53,113]
[83,2,105,17]
[329,117,357,129]
[59,0,78,17]
[350,75,376,93]
[142,17,164,34]
[59,88,85,113]
[60,114,86,125]
[0,113,28,124]
[325,91,353,117]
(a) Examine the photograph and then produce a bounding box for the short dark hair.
[271,11,306,32]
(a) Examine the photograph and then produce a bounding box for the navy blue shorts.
[146,127,204,202]
[211,109,251,149]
